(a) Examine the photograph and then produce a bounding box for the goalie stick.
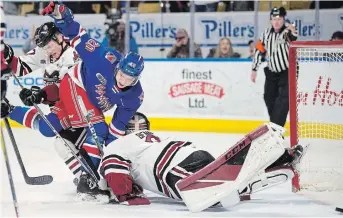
[10,73,99,185]
[1,125,20,218]
[4,117,53,185]
[336,207,343,213]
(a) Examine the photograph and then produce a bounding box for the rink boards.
[4,59,342,138]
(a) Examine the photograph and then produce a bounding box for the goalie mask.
[125,112,150,135]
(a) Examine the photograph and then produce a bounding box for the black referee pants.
[263,67,289,127]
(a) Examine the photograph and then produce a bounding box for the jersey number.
[145,134,161,143]
[85,39,100,52]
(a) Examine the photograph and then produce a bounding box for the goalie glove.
[40,1,74,28]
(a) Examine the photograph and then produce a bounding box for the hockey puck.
[335,207,343,213]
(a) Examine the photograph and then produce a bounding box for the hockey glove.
[40,1,74,28]
[116,183,151,206]
[1,66,12,80]
[1,80,7,101]
[3,43,14,64]
[1,56,12,80]
[19,86,47,106]
[1,99,14,118]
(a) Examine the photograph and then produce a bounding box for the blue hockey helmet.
[117,52,144,86]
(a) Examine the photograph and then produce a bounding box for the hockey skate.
[76,172,110,202]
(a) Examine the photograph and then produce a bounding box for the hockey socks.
[82,142,101,172]
[81,130,105,175]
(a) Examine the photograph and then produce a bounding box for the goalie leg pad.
[241,166,295,196]
[176,123,286,212]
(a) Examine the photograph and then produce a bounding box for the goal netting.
[289,41,343,192]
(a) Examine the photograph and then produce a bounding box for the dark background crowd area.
[3,1,343,16]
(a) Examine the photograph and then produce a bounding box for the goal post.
[288,41,343,192]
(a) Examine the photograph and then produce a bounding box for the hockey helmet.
[116,52,144,86]
[270,7,287,19]
[125,112,150,135]
[34,22,61,48]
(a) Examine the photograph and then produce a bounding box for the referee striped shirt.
[252,25,298,73]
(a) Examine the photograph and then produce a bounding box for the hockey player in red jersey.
[101,114,305,212]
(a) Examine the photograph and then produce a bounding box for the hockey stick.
[10,73,99,184]
[76,96,104,156]
[1,125,20,218]
[4,117,53,185]
[336,207,343,213]
[76,96,119,202]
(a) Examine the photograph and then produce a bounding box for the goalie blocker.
[102,117,302,212]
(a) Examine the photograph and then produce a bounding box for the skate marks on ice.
[0,129,341,217]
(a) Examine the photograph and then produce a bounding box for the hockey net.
[289,41,343,192]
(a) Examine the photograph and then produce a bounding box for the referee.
[251,7,298,127]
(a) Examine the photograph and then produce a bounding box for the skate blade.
[75,193,109,203]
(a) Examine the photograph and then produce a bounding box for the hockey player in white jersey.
[3,21,79,80]
[101,113,304,212]
[1,21,85,186]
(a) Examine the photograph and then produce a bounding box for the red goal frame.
[288,40,343,191]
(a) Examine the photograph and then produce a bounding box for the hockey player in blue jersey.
[2,1,145,197]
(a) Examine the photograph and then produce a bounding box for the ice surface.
[1,128,342,217]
